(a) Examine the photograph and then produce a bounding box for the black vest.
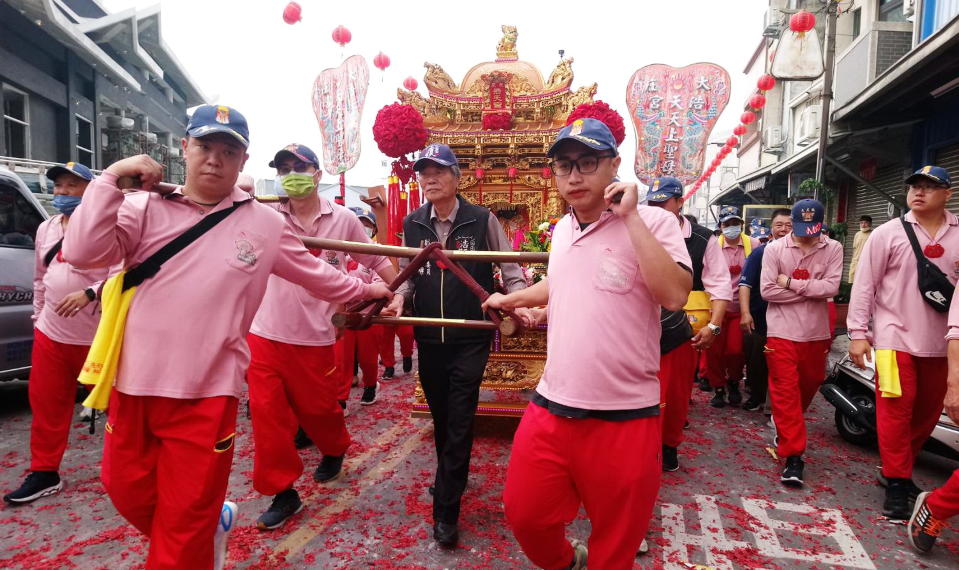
[403,195,495,344]
[685,222,713,292]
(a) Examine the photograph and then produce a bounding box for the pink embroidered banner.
[626,63,731,187]
[312,55,369,175]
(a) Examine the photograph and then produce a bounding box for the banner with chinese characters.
[626,63,731,187]
[312,55,370,176]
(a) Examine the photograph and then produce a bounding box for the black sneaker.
[908,492,946,553]
[314,455,344,483]
[742,397,762,411]
[3,471,63,505]
[382,366,395,379]
[256,489,303,530]
[662,445,679,472]
[710,388,727,408]
[781,456,804,487]
[294,427,313,449]
[727,382,742,406]
[360,382,379,406]
[883,478,913,520]
[402,356,413,373]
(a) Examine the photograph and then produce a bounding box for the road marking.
[662,495,750,569]
[274,422,432,558]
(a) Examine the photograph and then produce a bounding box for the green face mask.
[280,173,316,197]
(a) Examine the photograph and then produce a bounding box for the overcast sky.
[102,0,769,187]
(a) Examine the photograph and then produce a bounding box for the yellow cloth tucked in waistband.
[77,272,137,410]
[684,290,712,312]
[875,349,901,399]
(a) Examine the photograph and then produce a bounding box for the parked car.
[0,166,48,381]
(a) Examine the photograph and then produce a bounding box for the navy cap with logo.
[186,104,250,148]
[547,118,618,157]
[905,165,952,188]
[45,161,94,182]
[750,225,770,239]
[413,144,459,172]
[791,198,825,237]
[646,176,684,203]
[269,143,320,169]
[718,205,743,224]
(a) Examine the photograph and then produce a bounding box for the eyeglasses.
[908,182,950,193]
[276,161,313,175]
[549,154,614,177]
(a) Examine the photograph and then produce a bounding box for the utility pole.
[813,0,839,198]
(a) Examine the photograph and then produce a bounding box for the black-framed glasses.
[907,182,949,193]
[276,161,313,175]
[549,154,614,177]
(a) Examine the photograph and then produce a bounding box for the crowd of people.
[2,105,959,569]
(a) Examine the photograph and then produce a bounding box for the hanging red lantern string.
[475,167,485,205]
[740,111,757,125]
[757,74,776,92]
[507,167,518,203]
[789,10,816,35]
[282,2,302,24]
[726,136,740,147]
[748,94,767,110]
[403,76,418,91]
[733,124,747,136]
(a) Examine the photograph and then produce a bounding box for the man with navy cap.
[761,199,842,487]
[646,176,731,472]
[3,162,112,507]
[848,165,959,519]
[396,142,529,547]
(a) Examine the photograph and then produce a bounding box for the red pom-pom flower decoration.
[482,112,513,131]
[566,100,626,146]
[372,103,429,158]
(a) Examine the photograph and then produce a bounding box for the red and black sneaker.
[908,492,948,553]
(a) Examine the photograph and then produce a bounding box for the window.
[76,115,93,167]
[0,182,43,247]
[852,8,862,37]
[879,0,908,21]
[2,85,29,158]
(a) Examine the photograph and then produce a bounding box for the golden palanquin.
[406,26,598,417]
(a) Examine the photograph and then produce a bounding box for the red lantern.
[727,136,739,147]
[282,2,302,24]
[403,76,418,91]
[373,52,390,72]
[740,111,757,125]
[475,168,485,180]
[332,25,352,47]
[718,147,730,157]
[789,10,816,34]
[748,94,767,110]
[541,167,552,179]
[757,74,776,91]
[733,124,747,136]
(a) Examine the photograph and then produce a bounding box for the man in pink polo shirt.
[646,176,731,472]
[246,144,400,531]
[61,105,391,569]
[485,118,692,569]
[849,165,958,520]
[760,199,842,487]
[3,162,112,505]
[704,206,759,407]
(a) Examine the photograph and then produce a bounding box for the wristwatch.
[706,323,721,336]
[84,288,96,302]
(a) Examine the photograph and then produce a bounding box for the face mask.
[722,225,742,240]
[280,173,316,197]
[53,195,82,216]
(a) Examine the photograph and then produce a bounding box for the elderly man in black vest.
[398,144,530,548]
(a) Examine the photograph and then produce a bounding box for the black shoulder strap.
[900,215,927,260]
[43,239,64,267]
[122,200,249,291]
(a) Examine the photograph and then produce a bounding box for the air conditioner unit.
[763,126,785,149]
[798,105,821,144]
[762,10,785,38]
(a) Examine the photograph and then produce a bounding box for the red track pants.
[28,329,90,471]
[378,324,414,367]
[766,337,831,458]
[336,328,380,401]
[876,352,947,479]
[705,312,744,388]
[928,468,959,519]
[102,392,237,570]
[659,341,697,448]
[504,402,661,570]
[247,334,349,496]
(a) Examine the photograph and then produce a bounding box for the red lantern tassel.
[509,179,514,203]
[478,179,484,205]
[339,172,346,202]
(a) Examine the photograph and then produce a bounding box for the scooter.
[819,353,959,460]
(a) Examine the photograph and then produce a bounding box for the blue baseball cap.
[750,225,770,239]
[718,205,743,224]
[792,198,825,237]
[46,161,94,182]
[270,143,320,169]
[350,206,377,229]
[186,104,250,147]
[547,118,618,157]
[905,165,951,187]
[646,176,684,203]
[413,144,459,171]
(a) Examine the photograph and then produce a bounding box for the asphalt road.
[1,337,957,569]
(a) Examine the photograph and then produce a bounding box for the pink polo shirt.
[536,206,691,410]
[33,215,113,345]
[249,198,392,346]
[63,172,376,400]
[680,218,732,301]
[848,211,959,357]
[719,235,760,312]
[946,294,959,341]
[760,234,843,342]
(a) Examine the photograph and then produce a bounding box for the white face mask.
[722,225,742,239]
[272,177,288,196]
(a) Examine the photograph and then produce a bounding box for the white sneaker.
[214,501,238,570]
[570,539,588,569]
[637,538,649,555]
